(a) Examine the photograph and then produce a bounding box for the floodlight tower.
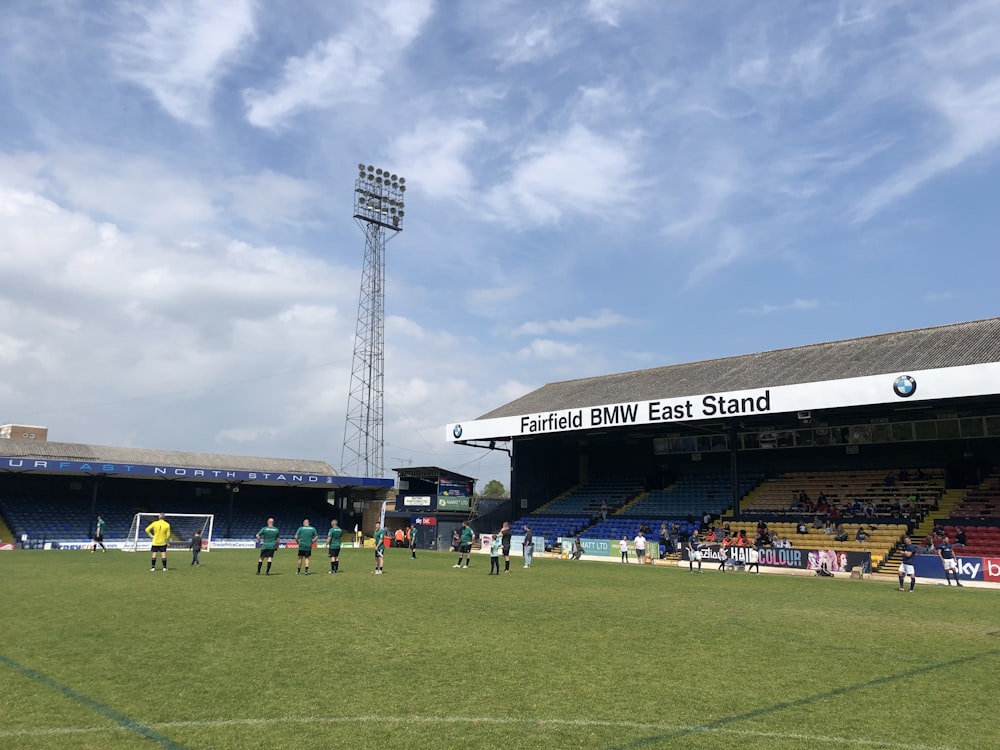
[341,164,406,478]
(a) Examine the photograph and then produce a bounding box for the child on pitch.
[489,534,502,575]
[619,535,629,563]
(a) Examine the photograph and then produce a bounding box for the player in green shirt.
[326,519,344,574]
[295,519,318,575]
[373,523,387,574]
[256,518,280,576]
[408,524,417,559]
[91,515,106,553]
[454,521,475,568]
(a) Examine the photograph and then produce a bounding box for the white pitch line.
[0,714,967,750]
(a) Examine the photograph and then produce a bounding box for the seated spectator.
[823,521,834,536]
[758,530,772,547]
[955,527,967,547]
[864,502,876,518]
[884,473,896,487]
[922,533,935,554]
[812,515,825,529]
[932,523,945,539]
[829,506,842,519]
[898,468,910,481]
[797,522,809,535]
[834,525,849,542]
[855,527,869,543]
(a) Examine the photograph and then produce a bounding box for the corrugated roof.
[0,439,337,475]
[479,317,1000,419]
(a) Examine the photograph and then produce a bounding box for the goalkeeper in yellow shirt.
[145,513,172,571]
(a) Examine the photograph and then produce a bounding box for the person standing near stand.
[522,525,535,568]
[92,515,107,553]
[190,528,202,567]
[619,535,629,563]
[408,524,418,559]
[500,522,512,573]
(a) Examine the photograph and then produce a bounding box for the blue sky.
[1,0,998,490]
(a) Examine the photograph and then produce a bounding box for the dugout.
[446,318,1000,515]
[0,439,393,545]
[388,466,477,551]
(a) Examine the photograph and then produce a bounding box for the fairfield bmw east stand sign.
[446,363,1000,443]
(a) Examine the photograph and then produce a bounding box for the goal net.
[123,513,215,552]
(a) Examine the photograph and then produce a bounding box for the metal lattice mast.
[341,164,406,477]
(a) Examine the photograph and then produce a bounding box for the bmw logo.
[893,375,916,398]
[452,424,463,438]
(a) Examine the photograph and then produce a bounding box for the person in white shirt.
[633,532,647,564]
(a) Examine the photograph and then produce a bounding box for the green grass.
[0,548,997,749]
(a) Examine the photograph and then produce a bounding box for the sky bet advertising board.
[913,554,1000,582]
[446,362,1000,442]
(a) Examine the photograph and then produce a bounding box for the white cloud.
[741,298,820,315]
[512,309,630,336]
[390,118,488,200]
[224,170,322,228]
[243,0,433,129]
[483,124,645,227]
[515,339,587,360]
[110,0,256,125]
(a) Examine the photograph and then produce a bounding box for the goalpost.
[123,513,215,552]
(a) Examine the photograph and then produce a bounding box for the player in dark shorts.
[92,515,107,552]
[326,519,343,574]
[256,518,280,575]
[295,519,318,575]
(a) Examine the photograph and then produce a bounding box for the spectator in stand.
[813,514,825,530]
[884,473,896,487]
[797,522,809,535]
[955,527,967,547]
[855,526,869,543]
[864,501,876,518]
[600,500,609,521]
[735,530,749,547]
[823,520,834,536]
[834,524,849,543]
[921,533,936,554]
[658,523,668,559]
[667,524,679,554]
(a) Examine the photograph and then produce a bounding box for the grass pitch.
[0,547,996,749]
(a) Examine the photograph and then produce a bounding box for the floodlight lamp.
[357,163,365,170]
[400,184,406,192]
[367,165,374,172]
[390,174,397,181]
[399,177,405,184]
[376,168,383,175]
